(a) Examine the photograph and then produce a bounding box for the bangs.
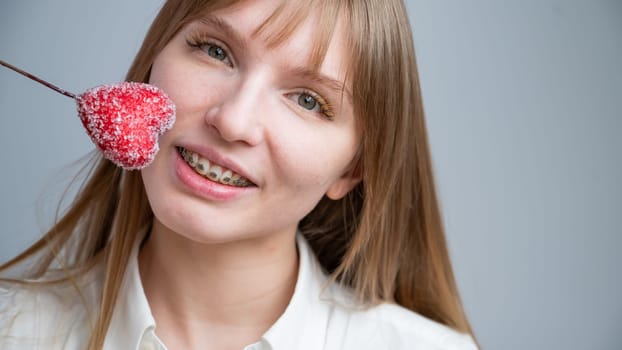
[253,0,343,69]
[187,0,345,70]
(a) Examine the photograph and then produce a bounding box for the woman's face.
[142,0,360,244]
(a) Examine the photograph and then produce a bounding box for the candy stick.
[0,59,76,99]
[0,59,176,170]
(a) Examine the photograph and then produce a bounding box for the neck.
[138,220,299,349]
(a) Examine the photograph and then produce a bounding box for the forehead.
[195,0,351,73]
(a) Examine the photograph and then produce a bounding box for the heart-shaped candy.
[76,82,176,170]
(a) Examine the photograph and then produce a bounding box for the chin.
[150,212,264,246]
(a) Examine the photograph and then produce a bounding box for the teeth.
[179,147,253,187]
[195,158,210,176]
[233,178,247,186]
[231,173,240,183]
[230,173,243,186]
[181,148,190,161]
[207,166,222,181]
[188,152,198,167]
[220,170,233,184]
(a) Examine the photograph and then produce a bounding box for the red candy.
[76,82,176,170]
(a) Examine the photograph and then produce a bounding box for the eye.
[290,90,334,120]
[186,33,233,67]
[205,44,228,62]
[197,42,232,66]
[298,93,319,111]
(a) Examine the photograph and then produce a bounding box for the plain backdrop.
[1,1,621,349]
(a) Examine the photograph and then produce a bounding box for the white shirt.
[0,234,477,350]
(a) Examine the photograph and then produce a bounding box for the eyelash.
[294,89,335,120]
[184,31,335,120]
[185,31,233,67]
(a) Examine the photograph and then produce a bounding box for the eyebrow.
[196,15,249,48]
[289,67,353,104]
[196,15,353,104]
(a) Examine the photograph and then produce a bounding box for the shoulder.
[371,303,477,350]
[327,299,478,350]
[0,268,102,349]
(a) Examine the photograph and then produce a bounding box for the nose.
[204,78,265,146]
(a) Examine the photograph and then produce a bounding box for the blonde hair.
[1,0,475,348]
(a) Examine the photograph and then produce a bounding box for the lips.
[176,146,254,187]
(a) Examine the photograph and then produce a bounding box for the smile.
[177,146,254,187]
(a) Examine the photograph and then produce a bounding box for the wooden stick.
[0,59,76,99]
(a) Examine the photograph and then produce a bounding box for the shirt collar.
[103,233,156,350]
[260,234,335,350]
[102,232,336,350]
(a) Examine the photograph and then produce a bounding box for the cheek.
[273,130,357,191]
[265,141,354,224]
[150,49,216,113]
[150,62,195,112]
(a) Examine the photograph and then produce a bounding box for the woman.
[0,0,478,349]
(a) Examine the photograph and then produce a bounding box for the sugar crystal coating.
[76,82,176,170]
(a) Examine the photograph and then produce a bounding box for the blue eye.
[298,93,318,111]
[205,44,228,62]
[186,34,232,66]
[290,90,334,120]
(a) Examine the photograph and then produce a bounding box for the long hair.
[0,0,475,348]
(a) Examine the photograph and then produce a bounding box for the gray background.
[1,1,620,349]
